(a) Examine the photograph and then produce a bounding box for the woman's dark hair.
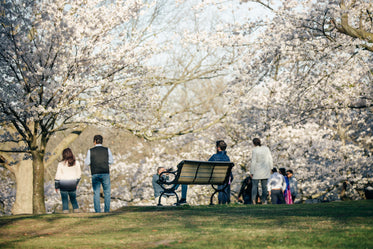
[62,148,76,167]
[279,168,286,176]
[253,138,261,146]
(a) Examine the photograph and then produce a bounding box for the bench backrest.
[175,160,234,185]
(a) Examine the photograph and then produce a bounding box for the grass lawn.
[0,200,372,249]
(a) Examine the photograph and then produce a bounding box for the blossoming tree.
[0,0,241,214]
[1,0,372,215]
[228,0,373,199]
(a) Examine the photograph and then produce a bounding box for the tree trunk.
[11,159,33,215]
[32,151,46,214]
[2,126,86,215]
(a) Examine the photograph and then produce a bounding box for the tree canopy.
[0,0,372,214]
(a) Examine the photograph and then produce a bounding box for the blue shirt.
[208,151,233,184]
[208,151,230,162]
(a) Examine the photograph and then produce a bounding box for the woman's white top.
[55,160,81,180]
[267,172,286,191]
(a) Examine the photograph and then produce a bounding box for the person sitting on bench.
[208,140,233,204]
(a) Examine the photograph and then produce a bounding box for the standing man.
[208,140,233,204]
[250,138,273,204]
[85,135,114,213]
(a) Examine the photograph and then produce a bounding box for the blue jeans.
[92,174,111,212]
[252,179,268,204]
[218,184,231,204]
[60,190,79,211]
[174,184,188,200]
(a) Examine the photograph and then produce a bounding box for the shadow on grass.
[115,199,373,219]
[0,210,117,227]
[0,200,372,248]
[1,200,372,225]
[0,211,127,248]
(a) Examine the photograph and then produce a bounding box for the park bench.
[157,160,234,206]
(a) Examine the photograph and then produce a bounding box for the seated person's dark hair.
[216,140,227,151]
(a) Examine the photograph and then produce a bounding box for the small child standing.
[286,169,298,203]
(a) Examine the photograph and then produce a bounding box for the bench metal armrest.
[157,169,178,186]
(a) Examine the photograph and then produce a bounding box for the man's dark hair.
[157,167,164,174]
[286,169,293,174]
[253,138,261,146]
[93,135,103,144]
[216,140,227,151]
[272,167,277,173]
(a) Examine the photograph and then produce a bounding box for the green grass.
[0,200,372,248]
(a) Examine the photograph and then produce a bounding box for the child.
[286,169,298,203]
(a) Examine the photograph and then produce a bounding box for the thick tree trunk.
[32,151,46,214]
[2,126,86,215]
[12,159,33,215]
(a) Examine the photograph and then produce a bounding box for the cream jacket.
[250,145,273,179]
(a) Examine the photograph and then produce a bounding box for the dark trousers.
[252,179,268,203]
[218,185,231,204]
[270,189,285,204]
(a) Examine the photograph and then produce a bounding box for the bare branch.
[44,125,87,169]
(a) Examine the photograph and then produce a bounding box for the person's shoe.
[73,209,81,213]
[178,198,188,205]
[63,210,69,214]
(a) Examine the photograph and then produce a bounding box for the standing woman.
[55,148,81,213]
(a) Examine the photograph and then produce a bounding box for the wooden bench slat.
[157,160,234,205]
[176,162,233,185]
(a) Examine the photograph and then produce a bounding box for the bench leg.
[210,191,217,205]
[158,194,163,206]
[210,191,229,205]
[210,184,229,205]
[158,191,179,206]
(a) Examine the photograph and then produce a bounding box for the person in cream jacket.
[250,138,273,204]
